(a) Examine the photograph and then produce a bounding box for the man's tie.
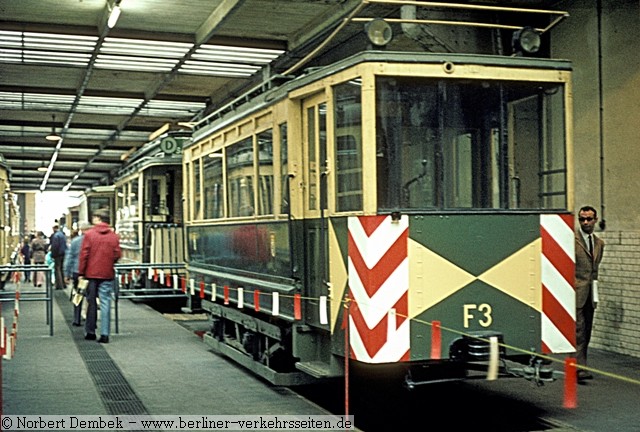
[588,234,594,256]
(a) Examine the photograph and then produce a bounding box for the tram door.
[302,94,329,328]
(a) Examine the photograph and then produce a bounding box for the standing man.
[79,211,121,343]
[50,224,67,290]
[574,205,605,382]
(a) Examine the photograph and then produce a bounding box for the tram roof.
[190,50,572,145]
[0,0,569,192]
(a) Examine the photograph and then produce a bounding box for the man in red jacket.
[78,210,121,343]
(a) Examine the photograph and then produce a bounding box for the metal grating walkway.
[55,290,149,415]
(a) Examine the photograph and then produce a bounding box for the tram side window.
[116,186,125,219]
[257,129,274,215]
[227,137,255,217]
[279,123,289,214]
[193,158,202,219]
[130,179,139,217]
[334,82,363,212]
[184,162,191,220]
[117,180,139,219]
[204,152,224,219]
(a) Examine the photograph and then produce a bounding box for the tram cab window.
[375,77,566,211]
[89,196,111,221]
[146,167,170,218]
[148,178,162,215]
[377,79,438,209]
[334,81,363,212]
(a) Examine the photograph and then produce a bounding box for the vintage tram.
[183,3,575,386]
[0,156,21,289]
[66,185,115,231]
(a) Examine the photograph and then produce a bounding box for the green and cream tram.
[183,49,575,386]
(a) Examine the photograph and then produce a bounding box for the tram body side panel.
[328,213,576,364]
[187,221,292,280]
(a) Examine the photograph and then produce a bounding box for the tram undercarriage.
[202,299,326,386]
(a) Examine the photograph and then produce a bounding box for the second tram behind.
[113,133,187,286]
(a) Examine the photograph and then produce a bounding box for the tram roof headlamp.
[512,27,541,55]
[365,19,393,47]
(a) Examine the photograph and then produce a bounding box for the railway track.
[159,301,586,432]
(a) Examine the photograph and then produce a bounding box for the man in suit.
[574,205,605,382]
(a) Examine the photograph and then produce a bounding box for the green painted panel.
[409,214,540,275]
[410,279,541,361]
[329,217,349,264]
[328,217,349,356]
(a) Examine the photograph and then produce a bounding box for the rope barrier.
[181,275,640,411]
[20,258,632,412]
[1,284,20,361]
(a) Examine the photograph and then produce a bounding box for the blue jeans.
[84,279,113,337]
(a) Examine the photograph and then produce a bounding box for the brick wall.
[591,230,640,358]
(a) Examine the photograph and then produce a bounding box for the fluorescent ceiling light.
[107,5,121,29]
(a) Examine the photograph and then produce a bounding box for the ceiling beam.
[195,0,246,46]
[287,0,364,51]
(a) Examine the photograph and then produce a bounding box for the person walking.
[19,236,31,282]
[78,211,121,343]
[50,224,67,290]
[64,222,93,326]
[574,205,605,382]
[30,231,48,287]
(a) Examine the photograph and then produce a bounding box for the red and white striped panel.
[348,215,410,363]
[540,214,576,353]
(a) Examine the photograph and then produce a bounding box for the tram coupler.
[403,361,467,389]
[508,356,557,386]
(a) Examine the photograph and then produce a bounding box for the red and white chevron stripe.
[348,215,410,363]
[540,214,576,353]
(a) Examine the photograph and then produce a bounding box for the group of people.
[18,211,121,344]
[19,225,68,288]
